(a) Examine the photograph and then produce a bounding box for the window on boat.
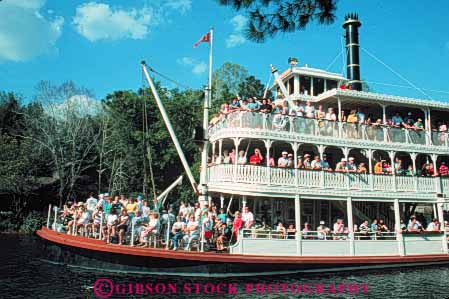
[288,76,295,95]
[326,80,338,91]
[299,76,311,95]
[313,77,325,96]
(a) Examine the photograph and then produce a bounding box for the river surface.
[1,234,449,298]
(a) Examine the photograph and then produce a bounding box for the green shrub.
[19,211,45,234]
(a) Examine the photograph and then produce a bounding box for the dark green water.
[1,234,449,299]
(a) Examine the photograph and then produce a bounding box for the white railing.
[240,229,397,240]
[208,164,449,195]
[210,112,449,148]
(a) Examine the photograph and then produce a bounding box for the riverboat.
[37,13,449,277]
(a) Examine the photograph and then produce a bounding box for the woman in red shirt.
[249,148,263,165]
[232,211,243,242]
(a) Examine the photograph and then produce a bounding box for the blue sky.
[1,0,449,102]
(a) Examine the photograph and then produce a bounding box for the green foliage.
[237,75,266,99]
[215,0,337,42]
[0,61,265,230]
[19,211,45,234]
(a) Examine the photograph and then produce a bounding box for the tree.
[215,0,337,42]
[237,75,265,99]
[23,81,101,206]
[212,62,249,102]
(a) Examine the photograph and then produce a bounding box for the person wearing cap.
[347,157,357,172]
[335,158,348,172]
[303,154,312,169]
[278,151,289,168]
[249,148,263,165]
[316,221,330,240]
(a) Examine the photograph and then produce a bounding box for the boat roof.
[317,89,449,112]
[278,66,346,81]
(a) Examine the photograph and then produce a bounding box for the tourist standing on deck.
[242,206,254,229]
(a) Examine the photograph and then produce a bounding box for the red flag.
[193,31,211,48]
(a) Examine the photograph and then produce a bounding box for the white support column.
[410,153,418,191]
[242,196,247,209]
[337,97,343,137]
[394,198,405,256]
[218,139,223,159]
[318,145,325,187]
[220,193,224,209]
[233,138,240,182]
[295,194,302,255]
[294,74,300,95]
[347,197,355,256]
[431,154,439,176]
[318,145,325,160]
[424,109,430,145]
[264,139,272,184]
[46,204,51,229]
[381,104,387,124]
[389,151,397,191]
[292,142,299,188]
[212,141,216,159]
[437,198,449,253]
[310,77,314,96]
[367,149,374,190]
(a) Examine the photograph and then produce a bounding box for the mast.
[198,28,214,206]
[141,61,199,195]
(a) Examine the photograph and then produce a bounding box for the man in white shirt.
[278,151,289,168]
[242,207,254,229]
[86,192,98,214]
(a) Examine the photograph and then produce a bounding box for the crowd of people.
[52,192,448,251]
[211,96,449,135]
[210,147,449,177]
[55,193,257,251]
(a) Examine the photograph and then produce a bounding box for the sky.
[1,0,449,103]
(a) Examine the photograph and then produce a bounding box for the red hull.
[37,227,449,265]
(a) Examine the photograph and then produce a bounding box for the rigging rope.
[363,81,449,96]
[148,66,191,89]
[361,47,432,100]
[325,49,343,71]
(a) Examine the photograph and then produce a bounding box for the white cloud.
[226,34,246,48]
[165,0,192,15]
[73,2,155,42]
[192,62,207,74]
[177,56,207,75]
[230,15,247,32]
[0,0,64,62]
[226,14,248,48]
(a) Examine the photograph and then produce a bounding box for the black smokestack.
[343,13,362,91]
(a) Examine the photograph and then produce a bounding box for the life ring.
[272,114,288,130]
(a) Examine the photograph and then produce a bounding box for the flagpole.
[198,28,213,207]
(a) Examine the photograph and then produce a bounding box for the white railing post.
[347,197,355,256]
[72,219,76,236]
[200,222,205,252]
[394,198,405,256]
[131,219,135,246]
[46,204,51,229]
[99,213,103,240]
[53,206,58,231]
[166,215,170,250]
